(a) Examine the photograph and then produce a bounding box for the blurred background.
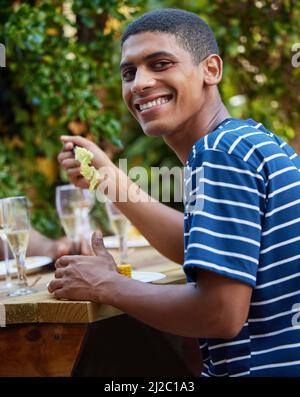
[0,0,300,239]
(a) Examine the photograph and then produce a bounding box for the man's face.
[121,32,206,138]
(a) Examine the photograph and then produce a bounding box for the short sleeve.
[183,149,266,287]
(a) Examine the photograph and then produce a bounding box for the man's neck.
[164,97,231,164]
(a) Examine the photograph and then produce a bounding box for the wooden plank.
[0,323,87,376]
[1,292,124,325]
[37,300,123,324]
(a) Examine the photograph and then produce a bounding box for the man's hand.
[48,231,119,302]
[57,135,113,188]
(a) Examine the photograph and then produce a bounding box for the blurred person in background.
[0,228,92,261]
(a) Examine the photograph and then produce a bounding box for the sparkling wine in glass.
[2,196,33,296]
[105,200,130,264]
[0,199,14,292]
[56,185,94,253]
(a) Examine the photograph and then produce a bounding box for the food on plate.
[117,264,132,278]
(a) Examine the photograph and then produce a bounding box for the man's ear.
[202,54,223,86]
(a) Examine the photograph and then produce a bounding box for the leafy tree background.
[0,0,299,238]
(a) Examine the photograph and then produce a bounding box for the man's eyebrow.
[120,51,176,70]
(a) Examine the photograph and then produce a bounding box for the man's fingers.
[58,151,74,163]
[53,288,71,300]
[91,231,106,256]
[61,158,81,169]
[54,268,65,278]
[48,279,64,293]
[67,167,82,177]
[55,255,76,268]
[61,135,91,149]
[63,142,74,151]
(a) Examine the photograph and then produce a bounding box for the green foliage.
[206,0,300,141]
[0,0,142,236]
[0,145,22,198]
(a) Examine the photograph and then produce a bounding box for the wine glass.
[105,200,130,264]
[1,196,33,296]
[56,185,94,253]
[79,188,95,246]
[0,199,14,293]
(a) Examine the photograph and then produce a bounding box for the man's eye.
[153,61,172,69]
[122,69,135,82]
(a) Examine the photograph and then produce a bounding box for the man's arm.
[111,168,184,264]
[49,232,252,339]
[58,136,184,264]
[104,269,252,338]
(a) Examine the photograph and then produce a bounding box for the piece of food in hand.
[74,146,102,191]
[117,264,132,278]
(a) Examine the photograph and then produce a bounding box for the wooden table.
[0,246,202,377]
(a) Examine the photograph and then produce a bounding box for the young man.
[49,9,300,376]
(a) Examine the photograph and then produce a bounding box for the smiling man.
[50,9,300,377]
[120,16,228,164]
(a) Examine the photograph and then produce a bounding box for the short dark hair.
[121,8,219,64]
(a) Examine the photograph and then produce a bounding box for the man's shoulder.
[203,118,272,153]
[191,118,257,155]
[191,118,289,173]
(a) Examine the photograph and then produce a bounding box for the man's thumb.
[61,135,90,149]
[91,231,105,256]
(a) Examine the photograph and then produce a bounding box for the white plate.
[104,235,150,249]
[0,256,52,279]
[132,271,166,283]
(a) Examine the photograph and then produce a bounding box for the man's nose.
[131,68,155,94]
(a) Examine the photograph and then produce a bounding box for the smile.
[135,95,173,112]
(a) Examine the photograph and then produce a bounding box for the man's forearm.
[101,165,184,264]
[103,275,230,339]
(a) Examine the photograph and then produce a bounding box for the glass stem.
[15,253,28,287]
[119,234,127,265]
[2,238,12,285]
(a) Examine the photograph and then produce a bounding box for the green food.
[75,147,101,191]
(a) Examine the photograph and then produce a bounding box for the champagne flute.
[80,188,95,243]
[2,196,33,296]
[56,185,93,253]
[0,199,14,292]
[105,200,130,264]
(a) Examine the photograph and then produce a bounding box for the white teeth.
[139,96,170,111]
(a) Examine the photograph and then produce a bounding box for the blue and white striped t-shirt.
[183,118,300,377]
